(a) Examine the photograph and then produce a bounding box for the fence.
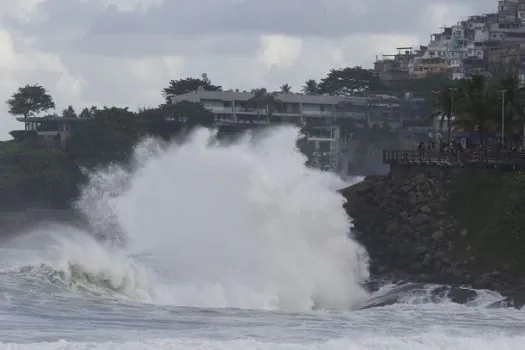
[383,149,525,169]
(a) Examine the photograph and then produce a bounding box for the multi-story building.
[374,47,426,83]
[377,1,525,81]
[170,89,363,173]
[170,89,344,125]
[172,89,436,173]
[14,89,430,174]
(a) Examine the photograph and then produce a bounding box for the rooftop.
[171,90,354,104]
[16,117,85,123]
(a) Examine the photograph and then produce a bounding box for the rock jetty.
[340,166,525,307]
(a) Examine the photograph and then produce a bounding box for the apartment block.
[171,89,355,173]
[170,89,430,173]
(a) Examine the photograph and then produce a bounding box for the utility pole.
[431,90,441,142]
[498,89,506,148]
[448,88,458,144]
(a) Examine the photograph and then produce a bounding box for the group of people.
[417,140,463,156]
[416,139,525,161]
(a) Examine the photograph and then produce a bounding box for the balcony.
[301,110,334,117]
[336,111,367,119]
[205,106,234,114]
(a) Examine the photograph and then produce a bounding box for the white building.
[170,89,354,123]
[170,89,370,173]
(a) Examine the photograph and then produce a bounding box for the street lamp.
[448,88,458,144]
[498,89,506,147]
[431,90,441,142]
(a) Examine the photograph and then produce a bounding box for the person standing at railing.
[418,142,425,160]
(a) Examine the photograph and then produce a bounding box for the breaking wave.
[1,126,371,311]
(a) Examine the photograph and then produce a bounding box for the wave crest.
[2,126,371,311]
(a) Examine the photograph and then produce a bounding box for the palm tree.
[453,75,500,133]
[426,87,455,141]
[301,79,319,95]
[248,88,283,121]
[280,83,292,93]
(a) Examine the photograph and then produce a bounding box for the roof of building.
[170,90,354,104]
[16,117,85,123]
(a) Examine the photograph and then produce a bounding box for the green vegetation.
[1,66,522,211]
[444,171,525,274]
[430,73,525,139]
[7,84,55,131]
[0,141,82,210]
[2,78,221,209]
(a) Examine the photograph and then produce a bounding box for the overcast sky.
[0,0,496,139]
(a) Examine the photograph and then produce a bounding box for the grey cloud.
[0,0,499,136]
[31,34,261,58]
[2,0,497,58]
[1,0,500,72]
[86,0,497,37]
[7,0,496,39]
[55,54,164,106]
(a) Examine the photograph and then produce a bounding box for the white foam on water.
[2,333,523,350]
[2,126,370,311]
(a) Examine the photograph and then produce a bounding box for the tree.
[78,106,99,119]
[453,75,500,133]
[280,83,292,93]
[137,107,182,140]
[62,105,78,118]
[65,107,139,167]
[6,84,55,131]
[248,88,283,121]
[427,87,454,138]
[163,101,215,129]
[79,108,90,119]
[162,75,221,103]
[302,79,320,95]
[390,73,452,98]
[318,67,385,95]
[0,142,82,210]
[137,102,216,140]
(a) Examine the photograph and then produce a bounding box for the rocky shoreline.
[340,166,525,307]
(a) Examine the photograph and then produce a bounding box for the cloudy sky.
[0,0,495,139]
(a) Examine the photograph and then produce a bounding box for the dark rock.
[410,213,431,227]
[447,287,477,304]
[422,254,432,267]
[420,205,431,213]
[409,262,423,273]
[432,230,445,241]
[385,221,400,235]
[414,245,427,256]
[339,167,524,301]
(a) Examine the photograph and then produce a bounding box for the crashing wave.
[1,126,371,311]
[12,261,148,299]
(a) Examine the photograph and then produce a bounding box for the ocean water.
[0,126,523,349]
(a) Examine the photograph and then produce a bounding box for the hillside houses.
[375,1,525,84]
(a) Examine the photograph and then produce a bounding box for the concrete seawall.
[0,209,88,237]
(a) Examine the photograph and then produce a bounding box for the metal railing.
[383,149,525,167]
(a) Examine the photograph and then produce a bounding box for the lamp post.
[448,88,458,144]
[431,90,440,142]
[498,89,506,148]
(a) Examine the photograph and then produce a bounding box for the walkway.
[383,149,525,169]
